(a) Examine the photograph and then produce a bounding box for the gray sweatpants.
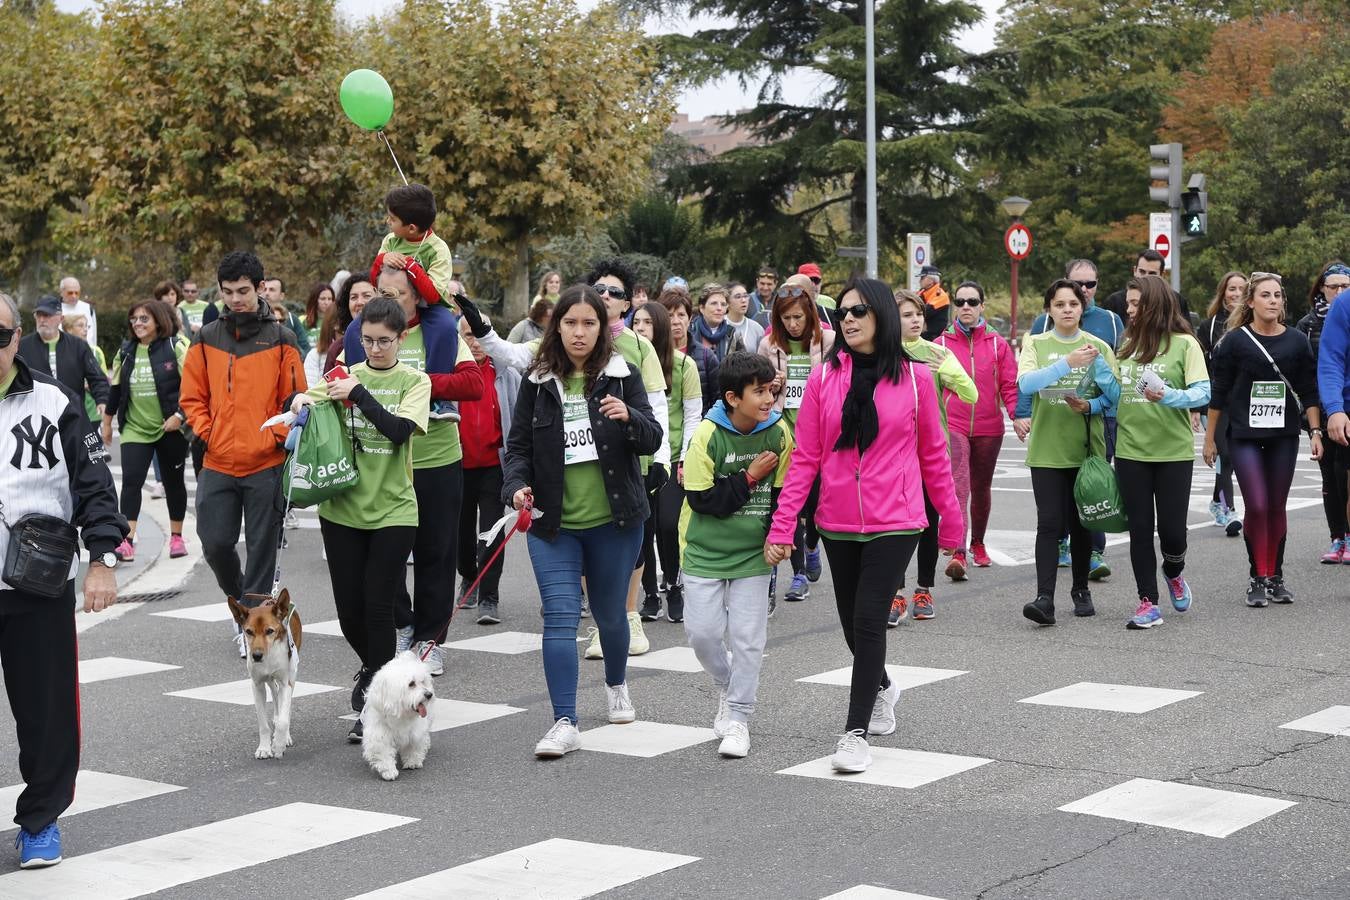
[682,573,770,724]
[196,464,284,601]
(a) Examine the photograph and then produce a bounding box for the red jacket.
[934,320,1019,437]
[459,358,503,469]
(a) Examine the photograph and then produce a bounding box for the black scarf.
[835,351,881,454]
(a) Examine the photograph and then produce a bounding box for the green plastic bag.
[283,402,359,508]
[1073,416,1128,532]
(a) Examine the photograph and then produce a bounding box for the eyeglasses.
[774,286,810,300]
[840,304,871,320]
[1250,271,1282,283]
[360,336,397,349]
[952,298,982,308]
[0,327,15,348]
[1072,280,1097,290]
[129,315,153,324]
[592,284,628,300]
[1323,281,1350,293]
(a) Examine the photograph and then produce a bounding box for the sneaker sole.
[584,650,604,660]
[867,720,896,737]
[1072,605,1095,617]
[476,615,501,625]
[886,618,901,629]
[1270,597,1294,605]
[639,612,661,621]
[719,744,749,758]
[608,712,636,724]
[831,757,871,774]
[1088,566,1110,581]
[913,612,935,620]
[805,572,822,583]
[1225,522,1242,537]
[19,856,61,868]
[1247,598,1269,607]
[1320,558,1342,565]
[534,745,579,759]
[1126,618,1163,629]
[1022,606,1055,626]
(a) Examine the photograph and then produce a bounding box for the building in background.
[668,112,761,156]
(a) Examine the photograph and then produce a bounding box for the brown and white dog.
[228,590,303,760]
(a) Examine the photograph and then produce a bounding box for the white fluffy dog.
[360,651,435,781]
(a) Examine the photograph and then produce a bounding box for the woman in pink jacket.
[933,280,1026,569]
[766,277,962,775]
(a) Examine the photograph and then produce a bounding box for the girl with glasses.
[1206,273,1321,607]
[104,301,191,563]
[292,297,431,742]
[766,277,962,774]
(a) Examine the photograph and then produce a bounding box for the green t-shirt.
[612,327,666,473]
[84,345,106,422]
[397,325,473,469]
[0,366,18,398]
[560,373,611,531]
[782,339,813,430]
[110,342,187,444]
[1019,330,1118,469]
[817,293,837,310]
[1115,333,1207,463]
[379,230,454,302]
[668,352,701,463]
[311,362,430,529]
[180,300,210,332]
[679,417,794,579]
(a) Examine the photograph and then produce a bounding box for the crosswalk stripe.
[347,837,699,899]
[0,771,183,833]
[0,802,416,899]
[78,657,181,684]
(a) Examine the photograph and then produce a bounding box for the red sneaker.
[970,542,992,567]
[944,550,968,581]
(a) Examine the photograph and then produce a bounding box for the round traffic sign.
[1004,223,1032,260]
[1154,233,1170,259]
[915,247,926,265]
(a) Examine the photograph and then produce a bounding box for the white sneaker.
[627,611,649,656]
[583,627,603,660]
[867,680,901,736]
[414,641,445,677]
[395,626,414,654]
[605,682,636,724]
[147,480,165,499]
[712,690,731,738]
[831,729,872,773]
[284,509,299,530]
[234,631,247,659]
[718,721,750,758]
[534,718,581,758]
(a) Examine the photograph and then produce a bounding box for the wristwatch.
[92,551,118,570]
[1310,428,1325,437]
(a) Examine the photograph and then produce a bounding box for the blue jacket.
[1015,303,1125,419]
[1317,288,1350,416]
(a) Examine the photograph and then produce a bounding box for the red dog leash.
[419,500,536,663]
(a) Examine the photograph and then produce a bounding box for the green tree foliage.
[75,0,353,275]
[366,0,673,320]
[0,1,95,302]
[1188,48,1350,318]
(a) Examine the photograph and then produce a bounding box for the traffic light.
[1149,142,1183,207]
[1181,173,1207,239]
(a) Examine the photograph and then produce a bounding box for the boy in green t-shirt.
[679,352,793,760]
[370,183,454,305]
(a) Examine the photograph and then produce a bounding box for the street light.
[1001,196,1031,339]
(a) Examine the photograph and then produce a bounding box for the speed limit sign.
[1004,223,1033,260]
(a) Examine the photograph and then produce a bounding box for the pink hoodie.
[769,353,964,547]
[934,321,1019,437]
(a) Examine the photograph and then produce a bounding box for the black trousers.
[789,477,821,574]
[1317,439,1349,539]
[395,462,463,642]
[821,533,920,734]
[2,586,79,833]
[320,519,417,674]
[643,479,685,596]
[1030,467,1091,599]
[1115,458,1191,602]
[456,464,505,602]
[119,432,189,523]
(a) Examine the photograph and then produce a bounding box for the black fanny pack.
[3,512,79,599]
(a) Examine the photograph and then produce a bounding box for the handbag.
[0,501,79,599]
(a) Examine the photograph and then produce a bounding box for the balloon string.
[378,130,409,185]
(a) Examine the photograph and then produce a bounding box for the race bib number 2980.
[563,395,598,465]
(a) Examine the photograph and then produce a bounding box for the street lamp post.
[1001,196,1032,340]
[864,0,878,278]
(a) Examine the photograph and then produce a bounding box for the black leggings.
[1211,418,1236,508]
[1231,436,1298,579]
[821,533,920,734]
[790,478,821,574]
[643,478,685,595]
[456,465,505,602]
[1030,467,1091,599]
[1317,439,1349,539]
[320,519,417,674]
[396,462,463,642]
[119,432,188,523]
[1115,458,1191,602]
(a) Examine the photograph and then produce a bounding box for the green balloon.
[340,69,394,130]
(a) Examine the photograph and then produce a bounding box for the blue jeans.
[527,521,643,723]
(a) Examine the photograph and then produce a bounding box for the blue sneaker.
[1088,550,1111,580]
[1166,575,1192,612]
[16,822,61,868]
[785,573,810,601]
[804,547,823,582]
[1126,599,1163,630]
[1057,539,1070,568]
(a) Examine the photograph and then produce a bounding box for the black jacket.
[17,331,109,409]
[107,337,185,431]
[502,355,663,539]
[683,340,720,413]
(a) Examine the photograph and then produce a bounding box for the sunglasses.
[952,297,982,308]
[1250,271,1283,283]
[840,304,871,320]
[774,285,810,300]
[0,327,14,348]
[129,315,153,324]
[1072,280,1098,290]
[757,272,776,279]
[592,283,628,300]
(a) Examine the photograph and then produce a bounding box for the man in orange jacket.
[918,264,951,340]
[180,251,306,656]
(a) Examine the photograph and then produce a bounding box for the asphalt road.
[1,430,1348,899]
